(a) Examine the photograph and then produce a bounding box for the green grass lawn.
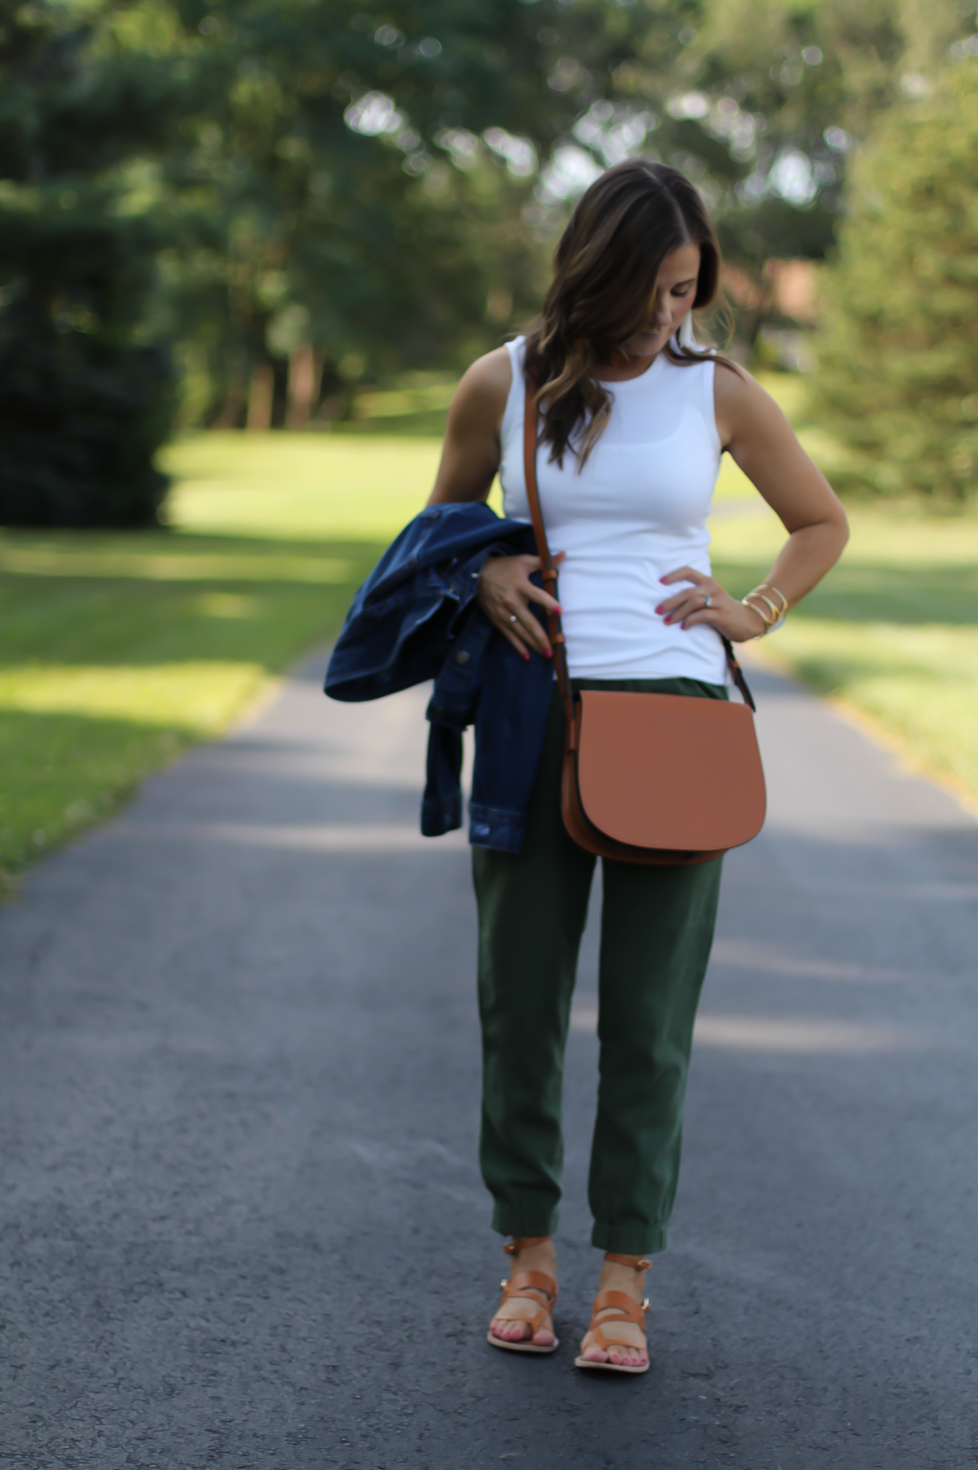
[708,384,978,809]
[2,372,976,891]
[0,528,385,889]
[711,506,978,809]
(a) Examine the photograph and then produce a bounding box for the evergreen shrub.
[0,301,175,528]
[0,6,180,528]
[811,63,978,502]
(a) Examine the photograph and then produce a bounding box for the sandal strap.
[502,1236,551,1254]
[587,1289,647,1329]
[586,1321,644,1354]
[496,1269,557,1339]
[583,1289,648,1355]
[604,1252,651,1271]
[499,1269,557,1306]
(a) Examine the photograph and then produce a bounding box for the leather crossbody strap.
[521,380,575,723]
[521,379,756,713]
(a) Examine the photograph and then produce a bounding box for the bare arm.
[427,347,510,505]
[426,347,560,661]
[659,364,849,641]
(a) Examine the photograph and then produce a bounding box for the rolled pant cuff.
[591,1222,667,1256]
[492,1205,560,1239]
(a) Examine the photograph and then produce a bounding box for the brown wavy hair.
[523,159,729,468]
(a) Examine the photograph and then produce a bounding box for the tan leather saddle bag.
[522,381,766,866]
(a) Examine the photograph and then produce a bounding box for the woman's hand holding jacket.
[476,552,565,662]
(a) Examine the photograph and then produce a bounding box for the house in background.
[722,259,819,371]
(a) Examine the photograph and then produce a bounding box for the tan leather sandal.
[574,1253,651,1375]
[487,1236,559,1354]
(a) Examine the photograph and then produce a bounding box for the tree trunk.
[286,343,317,428]
[246,361,274,430]
[211,348,249,429]
[314,359,354,421]
[270,357,289,429]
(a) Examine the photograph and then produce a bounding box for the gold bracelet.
[746,592,780,623]
[741,596,775,636]
[753,583,790,618]
[743,583,789,636]
[744,590,776,626]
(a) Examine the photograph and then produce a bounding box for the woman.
[427,159,848,1373]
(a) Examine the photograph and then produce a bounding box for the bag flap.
[575,691,766,853]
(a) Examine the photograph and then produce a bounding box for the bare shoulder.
[713,360,790,449]
[449,345,513,434]
[464,344,513,395]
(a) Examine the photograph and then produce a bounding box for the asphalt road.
[2,652,977,1469]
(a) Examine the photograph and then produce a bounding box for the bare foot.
[488,1237,557,1347]
[579,1255,649,1368]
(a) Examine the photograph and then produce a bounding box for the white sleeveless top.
[499,335,727,684]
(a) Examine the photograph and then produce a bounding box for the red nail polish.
[523,650,530,661]
[655,605,664,614]
[544,647,552,658]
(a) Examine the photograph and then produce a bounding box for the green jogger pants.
[472,679,725,1256]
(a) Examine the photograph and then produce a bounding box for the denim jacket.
[324,502,554,852]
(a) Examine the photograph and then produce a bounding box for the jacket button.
[454,649,470,665]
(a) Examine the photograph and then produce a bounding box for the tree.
[809,61,978,501]
[166,0,663,427]
[598,0,974,353]
[0,0,196,526]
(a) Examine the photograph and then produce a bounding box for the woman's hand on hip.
[477,552,565,661]
[657,566,766,643]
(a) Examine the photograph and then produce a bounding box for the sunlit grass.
[747,621,978,799]
[708,477,978,807]
[0,527,383,888]
[0,662,267,729]
[4,424,449,887]
[162,432,445,539]
[0,539,357,583]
